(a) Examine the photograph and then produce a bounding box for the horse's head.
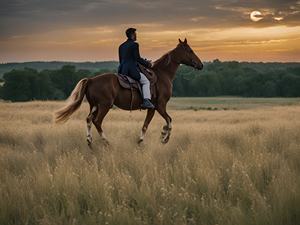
[175,38,203,70]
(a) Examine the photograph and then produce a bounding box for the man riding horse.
[118,27,155,109]
[55,32,203,146]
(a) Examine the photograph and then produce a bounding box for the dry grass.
[0,100,299,225]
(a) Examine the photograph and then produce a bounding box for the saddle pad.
[117,74,141,90]
[116,64,157,98]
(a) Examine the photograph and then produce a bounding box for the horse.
[54,38,203,146]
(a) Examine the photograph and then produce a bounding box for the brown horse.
[55,38,203,145]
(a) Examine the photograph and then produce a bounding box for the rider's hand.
[149,60,154,68]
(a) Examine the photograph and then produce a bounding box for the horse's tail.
[54,78,89,123]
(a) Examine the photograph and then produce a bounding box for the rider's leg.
[139,73,151,100]
[139,73,154,109]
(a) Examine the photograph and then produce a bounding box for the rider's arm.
[133,42,151,68]
[118,45,122,63]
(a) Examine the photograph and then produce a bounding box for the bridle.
[165,45,200,69]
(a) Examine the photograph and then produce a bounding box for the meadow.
[0,98,299,225]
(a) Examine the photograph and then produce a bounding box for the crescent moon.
[250,11,263,22]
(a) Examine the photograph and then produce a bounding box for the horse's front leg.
[138,108,155,143]
[157,104,172,144]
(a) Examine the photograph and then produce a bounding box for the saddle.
[117,64,157,99]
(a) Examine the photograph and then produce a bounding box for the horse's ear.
[184,38,187,44]
[179,38,183,43]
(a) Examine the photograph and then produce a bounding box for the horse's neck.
[165,61,180,80]
[153,51,180,81]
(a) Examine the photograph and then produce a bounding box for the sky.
[0,0,300,62]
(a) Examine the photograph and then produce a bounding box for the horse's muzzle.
[191,60,203,70]
[193,63,203,70]
[196,63,203,70]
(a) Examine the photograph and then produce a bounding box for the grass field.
[0,98,299,225]
[168,97,300,110]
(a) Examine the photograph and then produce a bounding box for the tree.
[2,69,38,101]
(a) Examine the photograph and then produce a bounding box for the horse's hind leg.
[92,105,110,145]
[138,108,155,143]
[86,106,97,147]
[157,105,172,144]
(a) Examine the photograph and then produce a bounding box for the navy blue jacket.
[118,39,151,80]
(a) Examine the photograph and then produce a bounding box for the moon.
[250,11,263,22]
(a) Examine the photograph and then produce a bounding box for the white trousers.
[139,73,151,99]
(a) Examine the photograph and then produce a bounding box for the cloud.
[1,0,299,38]
[214,0,300,24]
[0,0,299,62]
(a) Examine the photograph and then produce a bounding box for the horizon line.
[1,60,300,64]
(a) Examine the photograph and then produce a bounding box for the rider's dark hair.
[126,28,136,39]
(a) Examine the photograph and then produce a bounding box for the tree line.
[0,60,299,101]
[0,66,112,101]
[173,60,300,97]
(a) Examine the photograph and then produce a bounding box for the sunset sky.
[1,0,300,63]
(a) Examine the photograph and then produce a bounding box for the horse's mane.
[153,50,173,67]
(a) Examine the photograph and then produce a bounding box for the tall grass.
[0,101,299,225]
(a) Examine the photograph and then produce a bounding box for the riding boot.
[141,99,155,109]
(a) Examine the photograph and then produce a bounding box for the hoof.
[87,136,92,146]
[161,126,171,144]
[138,138,144,144]
[161,134,170,144]
[87,143,93,150]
